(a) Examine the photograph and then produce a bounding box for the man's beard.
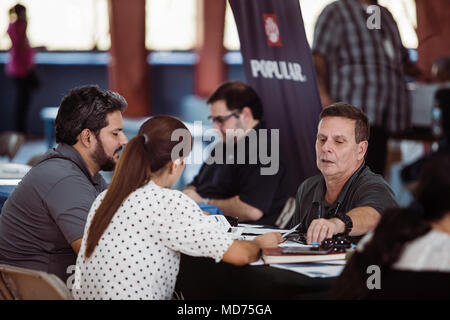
[92,137,122,172]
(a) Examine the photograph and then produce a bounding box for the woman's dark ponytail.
[85,116,191,259]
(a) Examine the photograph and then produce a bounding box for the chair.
[0,132,25,162]
[0,264,72,300]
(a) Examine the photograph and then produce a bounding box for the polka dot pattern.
[72,181,234,300]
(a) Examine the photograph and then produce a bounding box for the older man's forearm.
[347,206,382,236]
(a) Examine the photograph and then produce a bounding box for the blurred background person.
[5,3,39,134]
[401,56,450,188]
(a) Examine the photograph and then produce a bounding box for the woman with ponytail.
[73,116,282,300]
[330,154,450,299]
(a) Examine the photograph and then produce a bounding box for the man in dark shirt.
[0,85,128,281]
[290,102,397,243]
[183,81,289,226]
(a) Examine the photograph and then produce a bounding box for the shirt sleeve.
[157,190,234,263]
[44,175,98,244]
[312,3,342,56]
[353,179,398,216]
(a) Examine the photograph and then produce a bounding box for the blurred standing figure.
[312,0,422,176]
[6,4,39,134]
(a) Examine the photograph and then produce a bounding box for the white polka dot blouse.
[72,180,234,300]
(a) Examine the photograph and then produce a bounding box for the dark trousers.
[12,71,37,133]
[366,125,389,176]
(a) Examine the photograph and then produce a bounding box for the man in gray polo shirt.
[290,103,397,244]
[0,85,128,281]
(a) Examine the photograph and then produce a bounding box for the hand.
[183,189,204,203]
[306,218,344,244]
[253,232,284,248]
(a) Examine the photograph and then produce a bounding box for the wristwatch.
[203,198,210,204]
[337,213,353,235]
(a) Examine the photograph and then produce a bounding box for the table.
[0,179,20,210]
[175,254,336,300]
[0,163,31,179]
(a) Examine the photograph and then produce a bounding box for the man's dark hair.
[319,102,370,143]
[207,81,263,120]
[55,85,127,145]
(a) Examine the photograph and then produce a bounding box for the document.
[278,240,312,248]
[228,227,244,239]
[242,227,290,235]
[210,215,231,231]
[270,263,344,278]
[238,223,265,228]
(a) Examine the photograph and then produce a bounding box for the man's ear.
[240,106,255,126]
[78,129,93,148]
[241,107,252,119]
[358,140,369,160]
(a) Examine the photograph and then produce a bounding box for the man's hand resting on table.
[306,218,344,244]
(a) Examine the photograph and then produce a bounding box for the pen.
[282,223,300,238]
[310,242,321,246]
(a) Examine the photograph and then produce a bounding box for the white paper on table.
[242,227,290,235]
[250,258,264,266]
[234,235,257,241]
[238,223,265,228]
[210,215,231,231]
[315,260,347,265]
[228,227,244,239]
[270,263,344,278]
[278,240,312,248]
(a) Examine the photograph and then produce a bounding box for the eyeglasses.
[208,112,239,124]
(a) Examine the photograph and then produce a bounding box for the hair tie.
[142,133,149,144]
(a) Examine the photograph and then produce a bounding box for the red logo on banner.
[263,14,282,47]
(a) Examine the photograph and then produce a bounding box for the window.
[146,0,197,51]
[224,0,418,50]
[0,0,417,52]
[0,0,110,51]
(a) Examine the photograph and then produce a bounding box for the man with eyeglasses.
[0,85,128,281]
[183,81,290,226]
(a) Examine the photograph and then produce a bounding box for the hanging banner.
[229,0,322,195]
